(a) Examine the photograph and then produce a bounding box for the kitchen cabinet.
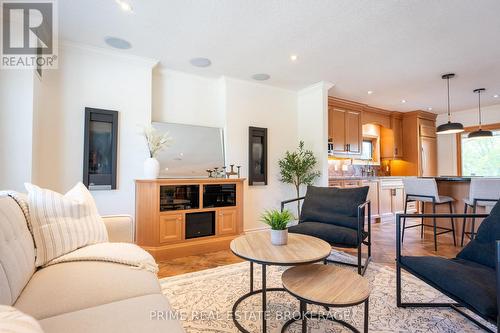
[329,108,346,153]
[361,180,379,218]
[345,110,362,154]
[328,107,362,155]
[378,178,415,223]
[391,111,437,177]
[380,115,404,159]
[392,116,404,158]
[420,136,437,177]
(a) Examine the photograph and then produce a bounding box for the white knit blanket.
[44,242,159,274]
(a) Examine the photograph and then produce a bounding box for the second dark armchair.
[281,185,371,275]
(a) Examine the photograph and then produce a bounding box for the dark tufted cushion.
[299,186,369,230]
[288,222,367,247]
[457,200,500,269]
[400,256,497,321]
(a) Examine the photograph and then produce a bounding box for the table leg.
[262,264,267,333]
[300,300,307,333]
[364,298,369,333]
[250,262,254,292]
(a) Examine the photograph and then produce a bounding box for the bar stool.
[402,178,456,251]
[461,178,500,246]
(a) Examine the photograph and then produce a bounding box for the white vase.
[270,229,288,246]
[143,157,160,179]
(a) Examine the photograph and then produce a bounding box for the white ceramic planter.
[270,229,288,246]
[143,157,160,179]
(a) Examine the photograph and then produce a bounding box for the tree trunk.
[296,185,301,218]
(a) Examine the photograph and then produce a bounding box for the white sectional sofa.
[0,193,184,333]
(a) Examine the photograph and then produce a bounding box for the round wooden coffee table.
[281,264,370,333]
[230,231,332,333]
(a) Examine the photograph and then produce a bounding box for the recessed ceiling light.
[115,0,133,12]
[427,107,433,111]
[104,36,132,49]
[252,73,271,81]
[290,54,298,61]
[189,57,212,67]
[367,90,373,95]
[494,94,499,98]
[401,99,407,103]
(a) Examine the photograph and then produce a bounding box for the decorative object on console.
[142,125,172,179]
[279,141,321,216]
[226,164,238,178]
[206,164,241,178]
[249,127,268,185]
[260,209,294,245]
[83,107,118,190]
[436,73,465,135]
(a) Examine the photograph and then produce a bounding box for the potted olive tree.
[278,141,320,216]
[261,209,294,245]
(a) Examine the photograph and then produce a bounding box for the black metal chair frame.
[402,194,456,251]
[396,212,499,333]
[461,198,499,246]
[281,198,371,275]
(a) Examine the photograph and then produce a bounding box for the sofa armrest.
[102,215,134,243]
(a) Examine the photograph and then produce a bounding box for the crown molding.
[60,40,159,68]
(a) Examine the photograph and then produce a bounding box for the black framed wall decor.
[83,107,118,190]
[248,126,268,185]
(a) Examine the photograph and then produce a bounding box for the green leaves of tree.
[278,141,321,190]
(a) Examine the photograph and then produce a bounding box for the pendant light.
[468,88,493,138]
[436,73,464,134]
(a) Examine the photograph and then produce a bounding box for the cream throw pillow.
[25,182,108,267]
[0,306,44,333]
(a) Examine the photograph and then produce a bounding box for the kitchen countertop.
[329,176,401,181]
[329,176,489,182]
[422,176,472,182]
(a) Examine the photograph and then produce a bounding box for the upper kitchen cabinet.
[391,111,437,176]
[380,114,404,159]
[328,98,362,155]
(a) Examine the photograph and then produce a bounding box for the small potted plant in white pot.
[261,209,294,246]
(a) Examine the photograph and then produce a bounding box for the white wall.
[151,72,316,231]
[437,104,500,175]
[223,77,299,231]
[152,69,224,127]
[0,70,35,192]
[32,43,157,216]
[7,46,327,233]
[297,82,333,187]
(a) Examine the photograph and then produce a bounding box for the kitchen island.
[329,175,493,245]
[421,177,492,245]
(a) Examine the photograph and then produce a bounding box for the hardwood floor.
[157,219,463,279]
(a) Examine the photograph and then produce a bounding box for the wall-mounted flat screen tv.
[152,122,225,178]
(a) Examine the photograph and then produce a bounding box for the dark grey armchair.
[396,200,500,332]
[281,185,371,275]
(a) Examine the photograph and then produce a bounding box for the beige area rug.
[160,251,494,332]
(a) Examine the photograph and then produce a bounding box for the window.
[360,140,373,160]
[460,129,500,176]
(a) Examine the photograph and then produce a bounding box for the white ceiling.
[59,0,500,113]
